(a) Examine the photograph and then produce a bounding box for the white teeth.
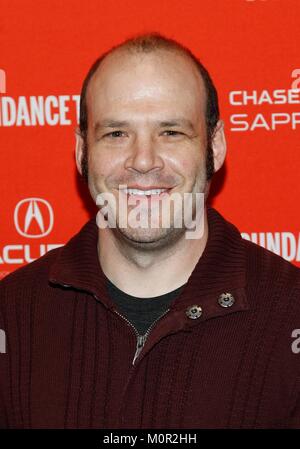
[122,188,167,196]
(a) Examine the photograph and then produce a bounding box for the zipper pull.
[132,334,147,365]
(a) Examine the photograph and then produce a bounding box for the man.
[0,33,299,429]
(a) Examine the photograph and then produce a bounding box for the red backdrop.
[1,0,300,279]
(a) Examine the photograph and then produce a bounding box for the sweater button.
[218,292,235,308]
[186,305,202,319]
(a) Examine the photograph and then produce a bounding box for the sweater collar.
[49,206,249,319]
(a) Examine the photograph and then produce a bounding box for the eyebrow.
[94,120,130,132]
[159,119,195,131]
[93,118,195,134]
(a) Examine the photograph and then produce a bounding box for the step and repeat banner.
[0,0,299,279]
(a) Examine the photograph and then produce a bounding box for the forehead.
[86,49,206,123]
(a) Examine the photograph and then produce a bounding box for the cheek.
[179,160,193,177]
[179,155,205,176]
[88,149,116,175]
[88,149,127,191]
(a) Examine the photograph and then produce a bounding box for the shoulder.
[210,206,300,295]
[243,236,300,293]
[240,237,300,345]
[0,246,62,297]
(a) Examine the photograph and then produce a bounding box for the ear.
[212,120,227,173]
[75,127,84,176]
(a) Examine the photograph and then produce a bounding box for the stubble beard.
[84,141,212,251]
[105,173,207,251]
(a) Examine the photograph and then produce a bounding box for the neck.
[97,208,209,297]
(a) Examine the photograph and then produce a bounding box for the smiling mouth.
[121,187,170,197]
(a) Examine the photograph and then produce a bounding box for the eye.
[104,130,127,138]
[162,130,183,136]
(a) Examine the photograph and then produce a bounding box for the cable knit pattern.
[0,207,300,428]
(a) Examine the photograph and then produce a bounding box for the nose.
[124,134,164,174]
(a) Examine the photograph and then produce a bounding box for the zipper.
[56,289,170,366]
[133,334,147,365]
[114,309,170,365]
[49,284,169,365]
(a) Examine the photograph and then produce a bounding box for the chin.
[116,226,184,250]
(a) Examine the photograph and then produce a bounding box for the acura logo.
[14,198,54,238]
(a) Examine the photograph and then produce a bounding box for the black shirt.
[106,277,186,335]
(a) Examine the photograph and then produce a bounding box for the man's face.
[78,49,212,248]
